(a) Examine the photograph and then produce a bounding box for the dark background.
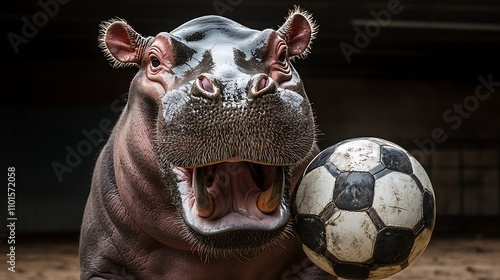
[1,0,499,235]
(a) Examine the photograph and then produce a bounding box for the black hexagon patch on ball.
[295,214,327,254]
[381,145,413,174]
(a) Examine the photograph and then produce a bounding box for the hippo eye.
[151,56,161,68]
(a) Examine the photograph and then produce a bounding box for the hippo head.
[99,7,318,259]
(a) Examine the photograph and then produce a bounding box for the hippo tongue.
[192,162,284,219]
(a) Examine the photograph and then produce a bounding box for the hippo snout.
[159,84,314,168]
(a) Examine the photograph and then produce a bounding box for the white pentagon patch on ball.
[293,137,436,279]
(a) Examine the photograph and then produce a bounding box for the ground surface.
[1,236,499,279]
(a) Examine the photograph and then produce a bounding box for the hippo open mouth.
[173,161,292,252]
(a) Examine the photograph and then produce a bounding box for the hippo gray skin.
[80,7,334,279]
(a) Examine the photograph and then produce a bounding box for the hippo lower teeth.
[256,166,285,214]
[193,166,215,218]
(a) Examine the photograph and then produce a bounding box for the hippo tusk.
[256,166,284,214]
[193,167,215,218]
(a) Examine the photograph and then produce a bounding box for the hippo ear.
[278,6,318,60]
[99,19,148,68]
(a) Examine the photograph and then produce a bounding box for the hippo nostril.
[199,76,214,93]
[248,74,277,100]
[256,76,269,92]
[191,74,220,99]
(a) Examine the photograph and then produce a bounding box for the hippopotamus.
[80,7,333,279]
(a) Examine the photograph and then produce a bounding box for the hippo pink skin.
[80,7,334,280]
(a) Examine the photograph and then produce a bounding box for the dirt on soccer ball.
[0,236,499,279]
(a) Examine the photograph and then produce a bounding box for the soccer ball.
[293,137,436,279]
